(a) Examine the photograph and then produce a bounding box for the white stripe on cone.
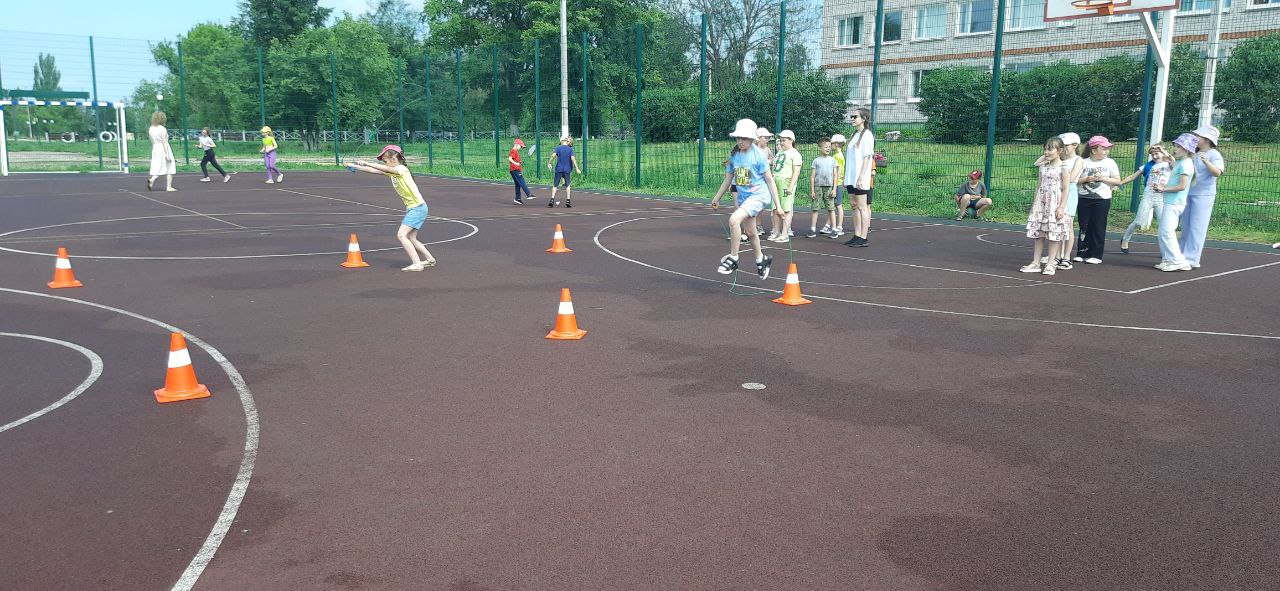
[558,301,575,315]
[168,348,193,369]
[553,231,564,239]
[785,272,799,283]
[56,257,72,269]
[348,242,360,252]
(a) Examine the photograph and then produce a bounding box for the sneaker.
[818,225,831,235]
[807,231,818,239]
[513,198,524,205]
[828,231,844,240]
[857,238,869,247]
[1120,240,1130,254]
[1056,259,1073,270]
[843,236,861,246]
[565,200,572,208]
[166,187,177,192]
[1040,256,1049,265]
[774,235,790,243]
[1190,263,1200,269]
[1160,263,1191,272]
[740,234,749,242]
[421,259,437,268]
[1020,263,1042,273]
[147,178,154,191]
[547,200,555,208]
[1155,262,1169,269]
[756,255,773,279]
[200,177,212,183]
[833,227,845,237]
[401,263,426,272]
[276,173,284,183]
[1072,256,1084,262]
[1041,265,1056,276]
[1085,258,1102,265]
[716,255,739,275]
[265,179,275,184]
[526,194,537,200]
[788,230,794,237]
[766,233,779,242]
[223,175,231,183]
[1273,242,1280,249]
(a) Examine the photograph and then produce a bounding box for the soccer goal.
[0,99,129,176]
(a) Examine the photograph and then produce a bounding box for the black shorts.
[553,171,572,187]
[847,186,872,205]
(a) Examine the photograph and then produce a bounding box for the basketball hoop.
[1071,0,1116,14]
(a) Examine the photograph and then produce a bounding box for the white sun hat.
[1058,132,1081,145]
[831,133,847,144]
[779,130,796,140]
[729,119,759,139]
[756,127,774,138]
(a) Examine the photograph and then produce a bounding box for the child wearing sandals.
[346,145,438,272]
[1119,144,1173,254]
[1022,137,1071,276]
[808,138,837,238]
[710,119,780,280]
[1151,134,1198,272]
[1054,132,1084,269]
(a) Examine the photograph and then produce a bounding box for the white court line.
[121,190,249,229]
[0,288,259,591]
[1126,259,1280,294]
[0,333,103,433]
[276,188,401,212]
[593,217,1280,341]
[0,219,400,244]
[975,232,1158,255]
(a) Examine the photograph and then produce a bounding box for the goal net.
[1,99,129,175]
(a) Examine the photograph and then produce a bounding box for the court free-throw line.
[0,333,103,433]
[0,288,259,591]
[120,190,249,229]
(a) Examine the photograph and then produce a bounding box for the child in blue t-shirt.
[710,119,781,280]
[547,136,582,208]
[1152,134,1198,272]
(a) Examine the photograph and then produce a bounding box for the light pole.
[560,0,569,139]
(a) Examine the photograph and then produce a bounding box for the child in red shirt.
[509,138,536,205]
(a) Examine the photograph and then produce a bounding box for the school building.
[820,0,1280,123]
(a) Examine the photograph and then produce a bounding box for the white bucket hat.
[729,119,758,139]
[778,130,796,140]
[830,133,847,144]
[756,127,774,139]
[1058,132,1081,145]
[1192,124,1220,147]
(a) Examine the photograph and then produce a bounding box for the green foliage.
[1218,33,1280,142]
[235,0,332,48]
[640,86,699,141]
[916,67,991,144]
[266,18,397,133]
[702,72,846,141]
[1163,44,1205,134]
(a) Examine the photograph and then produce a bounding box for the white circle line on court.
[592,217,1280,341]
[0,288,258,591]
[0,333,103,433]
[0,212,479,260]
[975,232,1160,255]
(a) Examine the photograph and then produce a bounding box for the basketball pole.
[1143,9,1175,144]
[1198,0,1225,127]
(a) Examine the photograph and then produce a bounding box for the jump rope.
[713,201,798,297]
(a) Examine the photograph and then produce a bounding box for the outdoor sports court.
[2,171,1278,590]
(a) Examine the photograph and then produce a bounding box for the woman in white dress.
[148,111,176,192]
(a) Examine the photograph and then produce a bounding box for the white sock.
[756,255,764,263]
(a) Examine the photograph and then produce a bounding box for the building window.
[1009,0,1046,29]
[837,16,863,46]
[1004,61,1043,73]
[878,71,900,100]
[1251,0,1279,6]
[910,69,934,98]
[835,74,866,101]
[1181,0,1230,11]
[882,11,903,42]
[914,4,948,39]
[959,0,994,33]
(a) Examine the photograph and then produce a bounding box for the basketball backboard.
[1045,0,1178,21]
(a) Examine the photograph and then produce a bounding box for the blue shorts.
[735,193,770,217]
[553,171,572,187]
[401,204,428,229]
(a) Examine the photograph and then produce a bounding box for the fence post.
[535,39,541,179]
[635,24,643,188]
[776,1,786,135]
[398,60,405,143]
[868,0,884,127]
[425,51,433,168]
[493,45,500,168]
[89,36,103,169]
[257,47,266,127]
[456,49,464,166]
[1132,42,1156,212]
[582,31,589,173]
[177,41,189,165]
[698,14,707,187]
[983,0,1008,190]
[330,50,340,166]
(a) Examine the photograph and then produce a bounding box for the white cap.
[756,127,773,138]
[1058,132,1081,145]
[831,133,846,144]
[729,119,758,139]
[779,130,795,140]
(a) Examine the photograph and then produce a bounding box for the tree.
[28,54,89,138]
[235,0,332,48]
[1162,44,1204,135]
[150,25,257,129]
[917,67,992,144]
[1217,33,1280,142]
[664,0,819,90]
[33,53,61,91]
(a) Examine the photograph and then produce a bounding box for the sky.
[0,0,371,101]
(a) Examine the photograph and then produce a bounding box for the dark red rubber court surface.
[2,171,1278,590]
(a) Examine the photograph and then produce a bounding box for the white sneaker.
[223,175,231,183]
[165,187,177,192]
[774,235,790,243]
[788,230,794,237]
[766,233,779,242]
[200,177,211,183]
[276,173,284,183]
[819,225,831,235]
[1085,258,1102,265]
[1072,256,1084,262]
[1040,256,1049,264]
[1020,263,1042,273]
[1272,242,1280,249]
[401,263,426,272]
[265,179,275,184]
[1041,265,1056,276]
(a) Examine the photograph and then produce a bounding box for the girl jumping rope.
[346,145,437,272]
[260,126,283,184]
[710,119,780,280]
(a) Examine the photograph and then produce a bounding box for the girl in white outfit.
[148,111,176,192]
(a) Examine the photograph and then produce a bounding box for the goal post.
[0,99,129,176]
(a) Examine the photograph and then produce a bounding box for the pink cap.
[1087,135,1113,148]
[513,138,526,148]
[969,170,982,181]
[378,144,403,159]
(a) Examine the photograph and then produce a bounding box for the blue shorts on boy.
[727,146,772,217]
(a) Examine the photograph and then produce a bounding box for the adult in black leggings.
[198,128,229,182]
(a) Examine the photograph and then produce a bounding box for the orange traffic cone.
[545,288,587,340]
[47,247,84,288]
[340,233,370,268]
[154,332,211,403]
[772,263,812,306]
[546,224,572,253]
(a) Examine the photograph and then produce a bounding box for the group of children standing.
[1023,127,1220,274]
